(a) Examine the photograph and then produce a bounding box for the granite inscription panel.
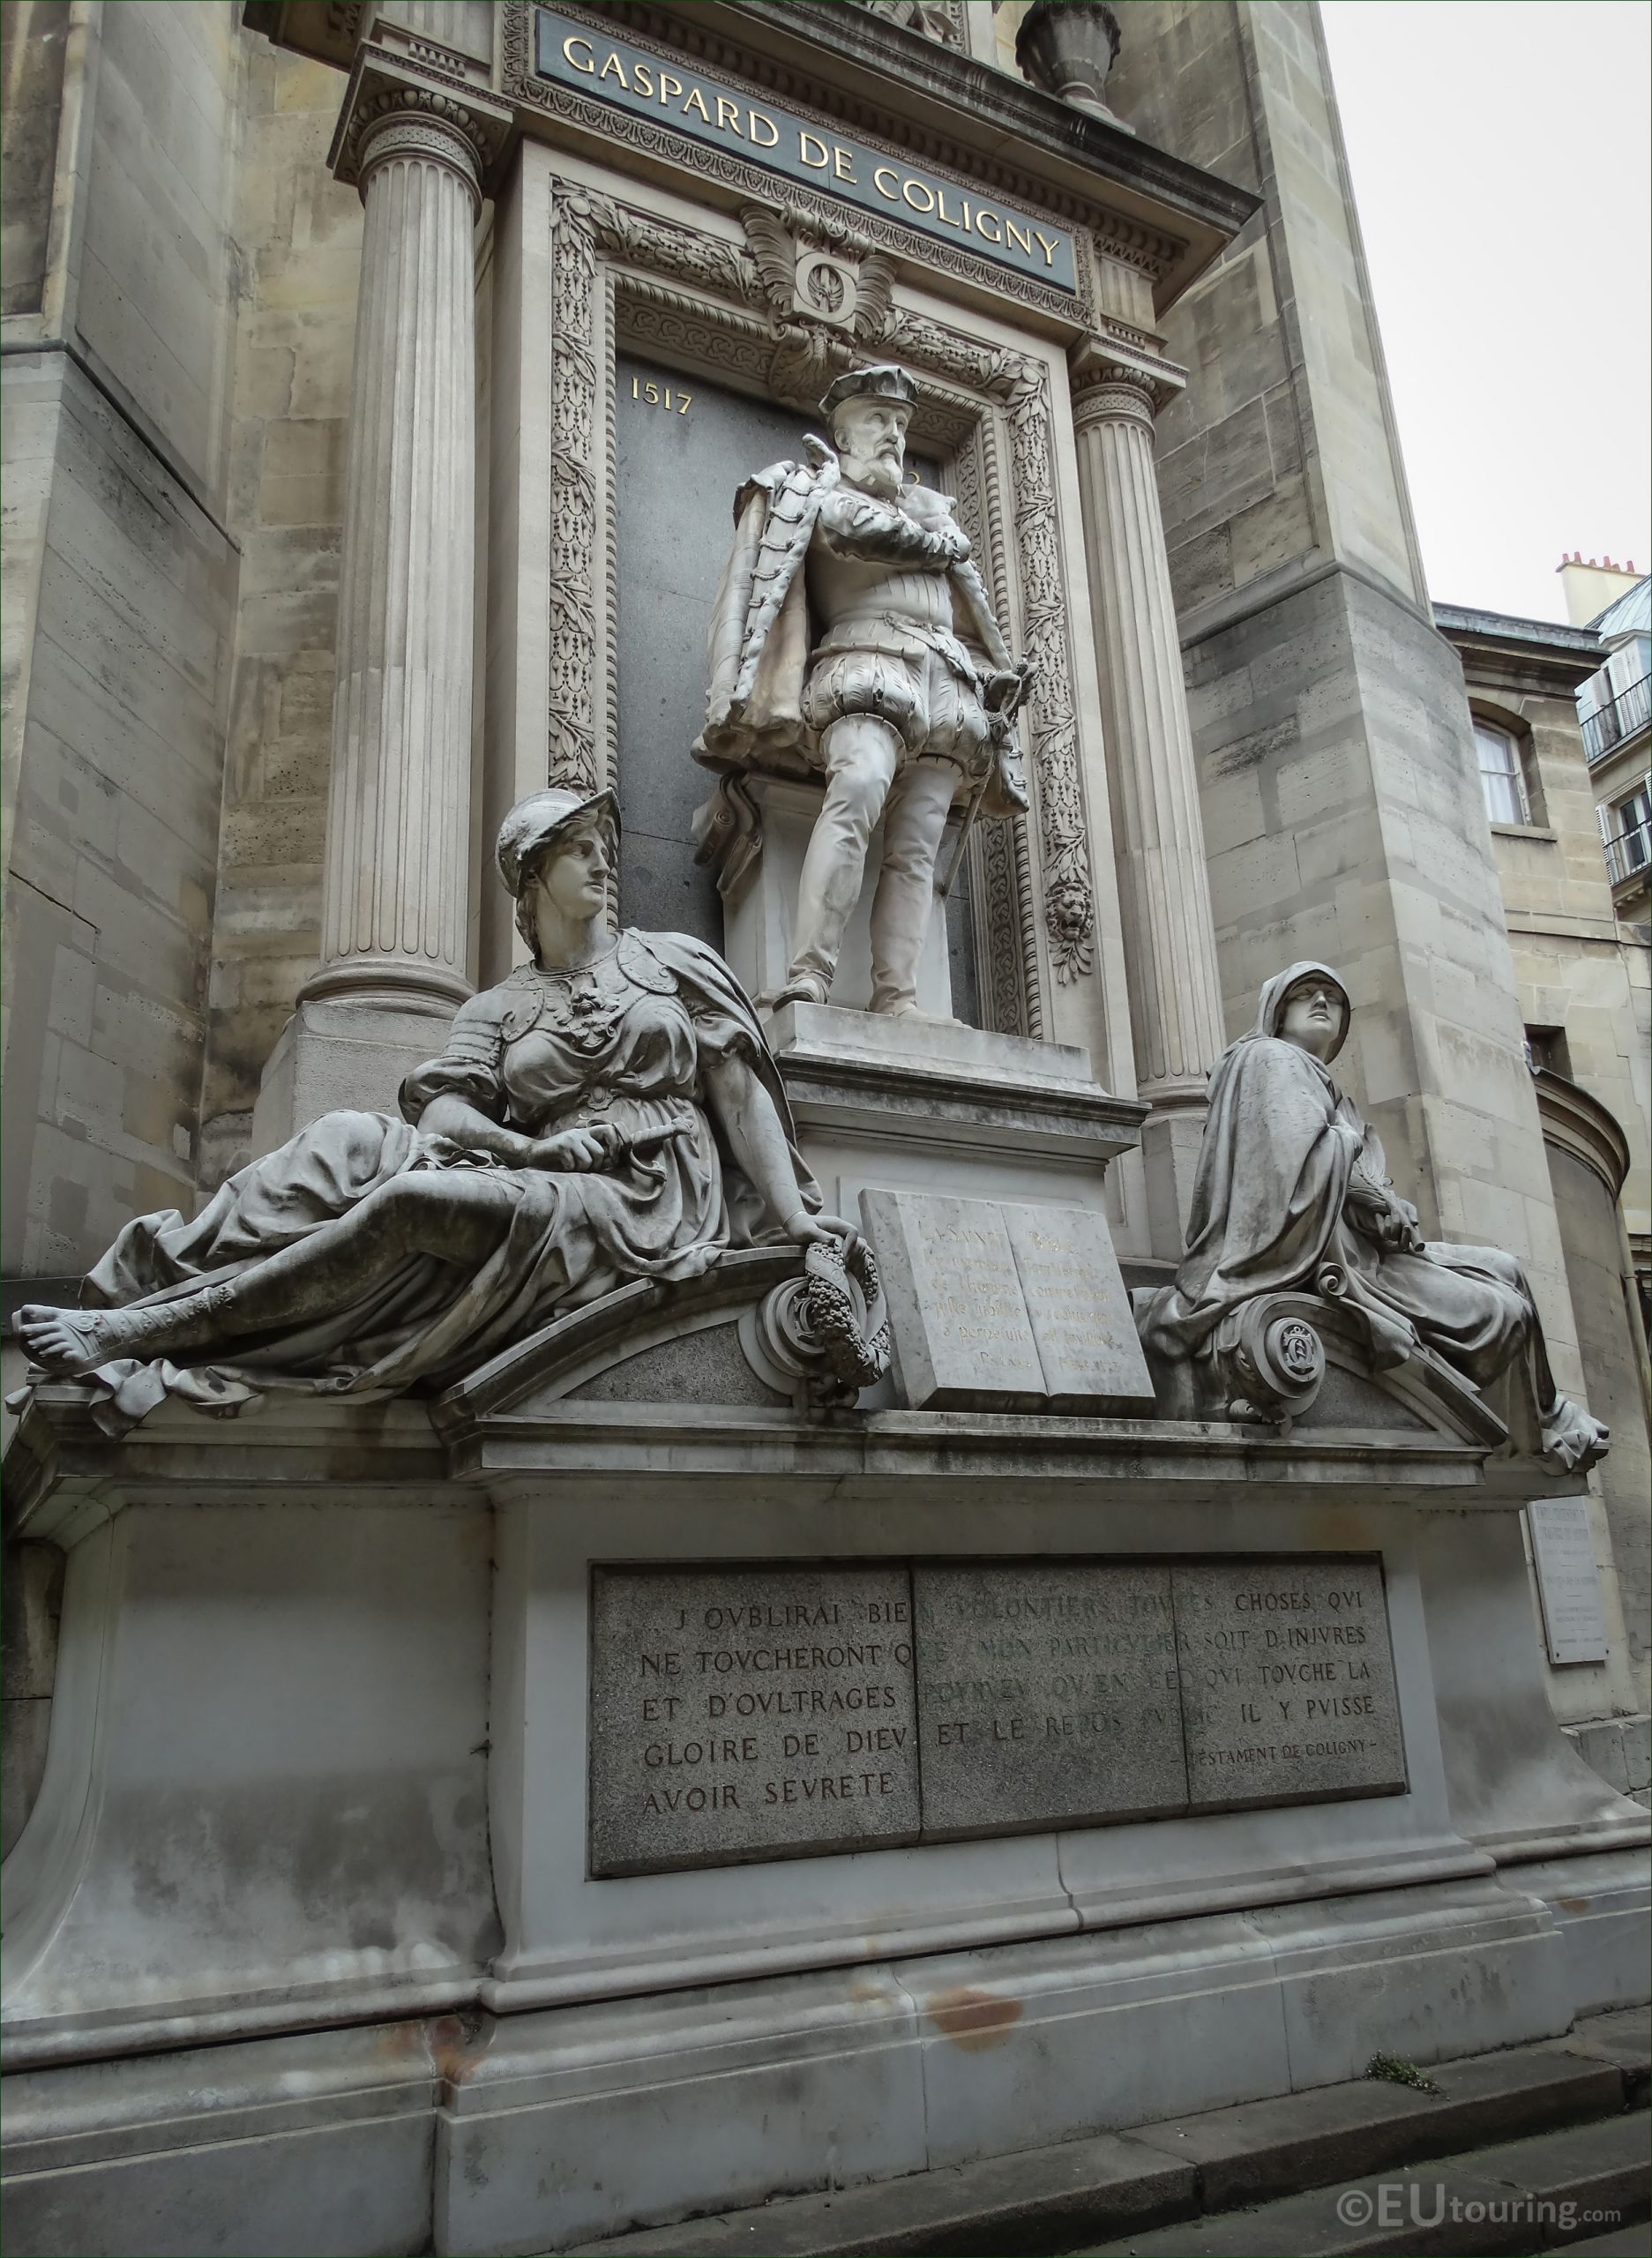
[588,1564,921,1875]
[914,1562,1187,1836]
[589,1555,1408,1874]
[1173,1558,1406,1811]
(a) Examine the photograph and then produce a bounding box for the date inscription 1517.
[631,372,692,415]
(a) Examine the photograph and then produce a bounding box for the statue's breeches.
[801,646,995,785]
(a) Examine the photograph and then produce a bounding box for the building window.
[1599,781,1652,886]
[1475,721,1528,826]
[1523,1026,1573,1079]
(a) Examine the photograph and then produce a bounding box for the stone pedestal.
[3,1357,1646,2255]
[707,774,960,1020]
[1070,352,1228,1258]
[766,1000,1143,1222]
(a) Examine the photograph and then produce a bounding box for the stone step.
[558,2009,1648,2258]
[1077,2111,1649,2254]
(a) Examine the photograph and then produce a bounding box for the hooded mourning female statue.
[1141,961,1608,1471]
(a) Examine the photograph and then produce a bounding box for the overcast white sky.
[1319,0,1651,624]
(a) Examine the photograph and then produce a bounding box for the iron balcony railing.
[1582,670,1651,764]
[1604,815,1651,889]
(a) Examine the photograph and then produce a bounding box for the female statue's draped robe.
[76,931,817,1428]
[1144,962,1605,1469]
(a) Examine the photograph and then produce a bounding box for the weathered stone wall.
[0,1,71,319]
[1103,1,1584,1392]
[1,3,242,1275]
[196,40,363,1184]
[1544,1141,1651,1694]
[1483,680,1652,1247]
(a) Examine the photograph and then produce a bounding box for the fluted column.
[1071,355,1227,1258]
[303,110,482,1014]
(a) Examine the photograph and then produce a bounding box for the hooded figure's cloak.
[1143,961,1595,1461]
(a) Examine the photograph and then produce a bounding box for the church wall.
[1543,1140,1652,1698]
[1103,2,1584,1389]
[194,40,363,1185]
[0,354,235,1275]
[0,2,71,321]
[0,2,244,1276]
[1479,678,1652,1250]
[71,1,242,507]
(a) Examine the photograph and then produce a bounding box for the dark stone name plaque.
[589,1556,1407,1876]
[534,8,1079,291]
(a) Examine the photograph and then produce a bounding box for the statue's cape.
[699,460,822,768]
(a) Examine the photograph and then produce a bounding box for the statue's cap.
[819,363,917,421]
[496,787,619,898]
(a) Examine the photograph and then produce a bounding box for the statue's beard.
[841,447,903,499]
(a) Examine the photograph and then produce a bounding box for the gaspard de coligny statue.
[694,363,1034,1019]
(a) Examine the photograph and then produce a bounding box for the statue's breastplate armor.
[808,547,955,652]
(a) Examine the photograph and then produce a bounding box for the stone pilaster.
[253,57,511,1148]
[1069,346,1226,1258]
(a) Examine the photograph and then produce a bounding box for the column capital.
[329,45,513,204]
[1068,332,1185,428]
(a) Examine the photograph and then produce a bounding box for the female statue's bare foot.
[16,1305,149,1377]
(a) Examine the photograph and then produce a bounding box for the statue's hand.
[783,1208,855,1251]
[527,1124,625,1173]
[1348,1172,1424,1254]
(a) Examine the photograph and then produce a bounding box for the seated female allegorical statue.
[1139,961,1610,1473]
[18,789,856,1427]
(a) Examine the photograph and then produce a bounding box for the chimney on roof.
[1556,551,1641,627]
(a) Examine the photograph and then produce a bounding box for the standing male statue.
[696,364,1034,1018]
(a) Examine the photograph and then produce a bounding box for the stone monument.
[2,6,1645,2254]
[692,362,1033,1020]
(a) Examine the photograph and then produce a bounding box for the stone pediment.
[430,1246,812,1434]
[430,1220,1505,1447]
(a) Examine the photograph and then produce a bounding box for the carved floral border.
[544,176,1099,1032]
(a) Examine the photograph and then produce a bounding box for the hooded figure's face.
[1277,976,1345,1061]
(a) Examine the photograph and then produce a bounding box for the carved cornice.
[1534,1068,1632,1199]
[243,2,367,71]
[329,45,515,196]
[585,0,1259,267]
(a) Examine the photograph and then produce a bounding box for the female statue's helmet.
[496,787,620,953]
